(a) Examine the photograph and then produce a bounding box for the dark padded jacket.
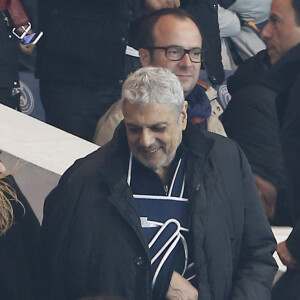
[222,50,286,197]
[39,122,277,300]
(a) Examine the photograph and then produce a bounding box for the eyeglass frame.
[144,45,204,63]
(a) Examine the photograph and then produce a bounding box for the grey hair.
[121,67,185,119]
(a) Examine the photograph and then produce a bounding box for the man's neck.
[154,167,170,185]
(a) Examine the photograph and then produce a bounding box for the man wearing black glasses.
[94,8,226,146]
[138,14,203,97]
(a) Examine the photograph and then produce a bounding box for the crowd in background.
[1,0,300,299]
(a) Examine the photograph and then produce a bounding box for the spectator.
[221,49,288,224]
[125,1,225,86]
[94,8,226,146]
[39,67,277,300]
[0,0,36,110]
[260,0,300,298]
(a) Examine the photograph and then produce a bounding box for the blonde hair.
[0,170,24,235]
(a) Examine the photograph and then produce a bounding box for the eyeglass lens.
[166,47,202,62]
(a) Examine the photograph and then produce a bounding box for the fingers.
[166,271,198,300]
[0,162,6,173]
[145,0,180,10]
[277,241,297,269]
[172,0,181,8]
[20,43,35,55]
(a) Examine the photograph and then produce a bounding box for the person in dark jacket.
[36,0,183,142]
[0,163,40,300]
[0,0,36,110]
[39,67,277,300]
[261,0,300,298]
[0,5,20,109]
[221,49,287,223]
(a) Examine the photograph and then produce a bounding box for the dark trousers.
[272,270,300,300]
[40,80,121,142]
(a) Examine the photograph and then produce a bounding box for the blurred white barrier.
[271,226,293,283]
[0,104,99,222]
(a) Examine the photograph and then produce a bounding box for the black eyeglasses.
[145,46,204,63]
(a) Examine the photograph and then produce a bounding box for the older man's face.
[140,15,202,96]
[262,0,300,64]
[123,101,187,172]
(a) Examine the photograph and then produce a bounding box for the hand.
[145,0,181,10]
[166,271,198,300]
[18,27,36,55]
[0,162,6,173]
[20,43,35,55]
[253,174,277,220]
[277,241,298,269]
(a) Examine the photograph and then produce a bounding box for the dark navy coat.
[40,122,277,300]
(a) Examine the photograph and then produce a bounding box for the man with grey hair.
[39,67,277,300]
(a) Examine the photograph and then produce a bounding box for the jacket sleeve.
[279,72,300,262]
[93,99,124,146]
[38,173,101,300]
[286,220,300,262]
[230,149,278,299]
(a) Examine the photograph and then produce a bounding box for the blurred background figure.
[259,0,300,298]
[36,0,185,142]
[221,49,288,225]
[0,0,38,110]
[218,0,272,70]
[94,8,226,146]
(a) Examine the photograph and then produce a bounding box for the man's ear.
[181,101,188,130]
[139,48,151,67]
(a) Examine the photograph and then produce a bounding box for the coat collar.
[94,121,215,269]
[272,43,300,89]
[97,121,215,188]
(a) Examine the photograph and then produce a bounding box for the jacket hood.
[227,50,278,95]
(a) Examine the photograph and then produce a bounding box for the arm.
[0,162,6,173]
[277,241,298,269]
[279,73,300,266]
[230,149,278,299]
[218,5,241,38]
[253,174,277,220]
[285,220,300,264]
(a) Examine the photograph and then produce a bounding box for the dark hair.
[132,8,201,50]
[292,0,300,25]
